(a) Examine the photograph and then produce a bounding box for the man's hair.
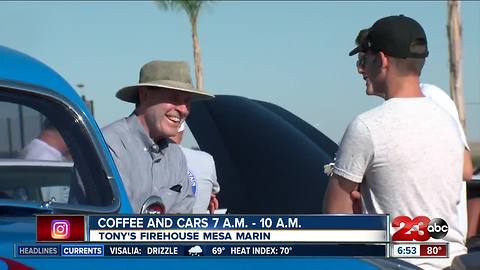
[355,28,369,46]
[135,87,147,108]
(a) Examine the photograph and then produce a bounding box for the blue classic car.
[1,45,471,269]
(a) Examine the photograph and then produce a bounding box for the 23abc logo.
[51,220,71,240]
[391,216,449,241]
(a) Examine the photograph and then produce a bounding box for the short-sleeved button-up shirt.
[102,113,194,213]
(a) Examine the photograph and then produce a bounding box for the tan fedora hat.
[116,60,214,103]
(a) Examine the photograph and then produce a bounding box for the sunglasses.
[356,53,366,68]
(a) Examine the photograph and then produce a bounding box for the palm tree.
[447,0,466,130]
[156,0,210,91]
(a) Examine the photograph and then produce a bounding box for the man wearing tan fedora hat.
[102,60,214,213]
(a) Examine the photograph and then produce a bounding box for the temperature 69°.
[212,247,225,255]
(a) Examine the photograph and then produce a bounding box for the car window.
[0,88,114,209]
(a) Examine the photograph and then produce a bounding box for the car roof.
[188,95,336,214]
[0,45,86,110]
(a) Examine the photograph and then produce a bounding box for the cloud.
[188,246,203,254]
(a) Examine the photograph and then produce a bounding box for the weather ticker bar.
[15,243,387,257]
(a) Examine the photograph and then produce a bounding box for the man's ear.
[138,87,148,105]
[378,51,389,70]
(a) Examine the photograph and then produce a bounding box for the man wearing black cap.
[323,15,466,269]
[353,28,474,242]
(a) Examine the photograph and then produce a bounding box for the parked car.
[187,95,338,214]
[0,45,449,269]
[0,44,136,269]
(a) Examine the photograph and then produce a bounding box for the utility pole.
[447,0,466,131]
[76,83,95,116]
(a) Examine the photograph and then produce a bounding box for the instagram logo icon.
[51,220,70,240]
[37,216,84,241]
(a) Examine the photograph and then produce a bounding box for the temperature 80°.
[427,246,442,255]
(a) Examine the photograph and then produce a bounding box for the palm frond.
[155,0,210,22]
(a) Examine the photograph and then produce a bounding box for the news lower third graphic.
[13,214,450,258]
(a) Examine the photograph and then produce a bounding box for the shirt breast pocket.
[158,186,182,213]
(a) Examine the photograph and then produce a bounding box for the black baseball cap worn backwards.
[349,15,429,58]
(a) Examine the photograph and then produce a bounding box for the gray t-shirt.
[180,146,220,213]
[333,97,466,270]
[102,113,194,214]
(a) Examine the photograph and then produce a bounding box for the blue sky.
[1,1,479,145]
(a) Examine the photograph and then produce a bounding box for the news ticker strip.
[390,243,448,258]
[37,215,389,243]
[88,215,386,243]
[15,243,387,257]
[87,215,388,230]
[89,229,386,242]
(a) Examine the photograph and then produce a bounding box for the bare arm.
[323,173,360,214]
[464,149,473,181]
[208,193,219,214]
